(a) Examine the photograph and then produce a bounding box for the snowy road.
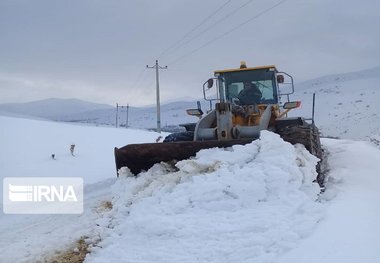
[278,139,380,263]
[0,179,115,262]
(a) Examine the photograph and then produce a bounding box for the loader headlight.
[186,108,203,117]
[283,101,301,109]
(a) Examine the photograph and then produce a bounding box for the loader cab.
[214,65,280,105]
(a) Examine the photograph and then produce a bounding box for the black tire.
[163,131,194,142]
[276,123,325,187]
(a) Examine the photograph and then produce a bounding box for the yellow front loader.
[115,62,324,186]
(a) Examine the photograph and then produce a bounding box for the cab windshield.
[221,69,278,105]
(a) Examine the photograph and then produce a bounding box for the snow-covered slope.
[0,98,113,119]
[1,116,379,262]
[0,116,163,185]
[290,66,380,140]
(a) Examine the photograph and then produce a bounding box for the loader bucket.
[114,139,255,176]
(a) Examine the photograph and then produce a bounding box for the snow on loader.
[115,62,324,186]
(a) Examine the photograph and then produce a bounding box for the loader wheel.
[163,131,194,142]
[276,123,325,187]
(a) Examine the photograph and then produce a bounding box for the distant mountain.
[0,96,209,131]
[0,98,113,119]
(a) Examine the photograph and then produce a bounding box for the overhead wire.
[168,0,288,66]
[131,67,147,88]
[162,0,256,60]
[137,0,232,94]
[158,0,233,59]
[134,68,151,91]
[140,1,233,96]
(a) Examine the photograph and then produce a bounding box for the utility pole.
[117,104,129,128]
[126,104,129,128]
[147,60,167,133]
[115,103,119,128]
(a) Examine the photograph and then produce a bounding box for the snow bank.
[85,131,323,263]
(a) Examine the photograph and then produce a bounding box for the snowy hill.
[0,98,113,119]
[290,66,380,140]
[0,116,379,262]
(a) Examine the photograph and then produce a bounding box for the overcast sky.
[1,0,379,106]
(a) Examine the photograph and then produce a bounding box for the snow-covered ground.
[0,116,164,262]
[1,116,380,262]
[291,66,380,140]
[277,139,380,263]
[85,131,323,263]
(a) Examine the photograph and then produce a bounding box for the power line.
[135,68,153,91]
[163,0,256,60]
[168,0,288,66]
[158,0,233,59]
[131,67,147,88]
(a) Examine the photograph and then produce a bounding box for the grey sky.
[1,0,379,106]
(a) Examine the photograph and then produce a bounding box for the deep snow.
[85,131,323,263]
[278,139,380,263]
[0,116,164,262]
[1,116,380,262]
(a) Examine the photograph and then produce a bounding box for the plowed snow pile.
[86,131,324,263]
